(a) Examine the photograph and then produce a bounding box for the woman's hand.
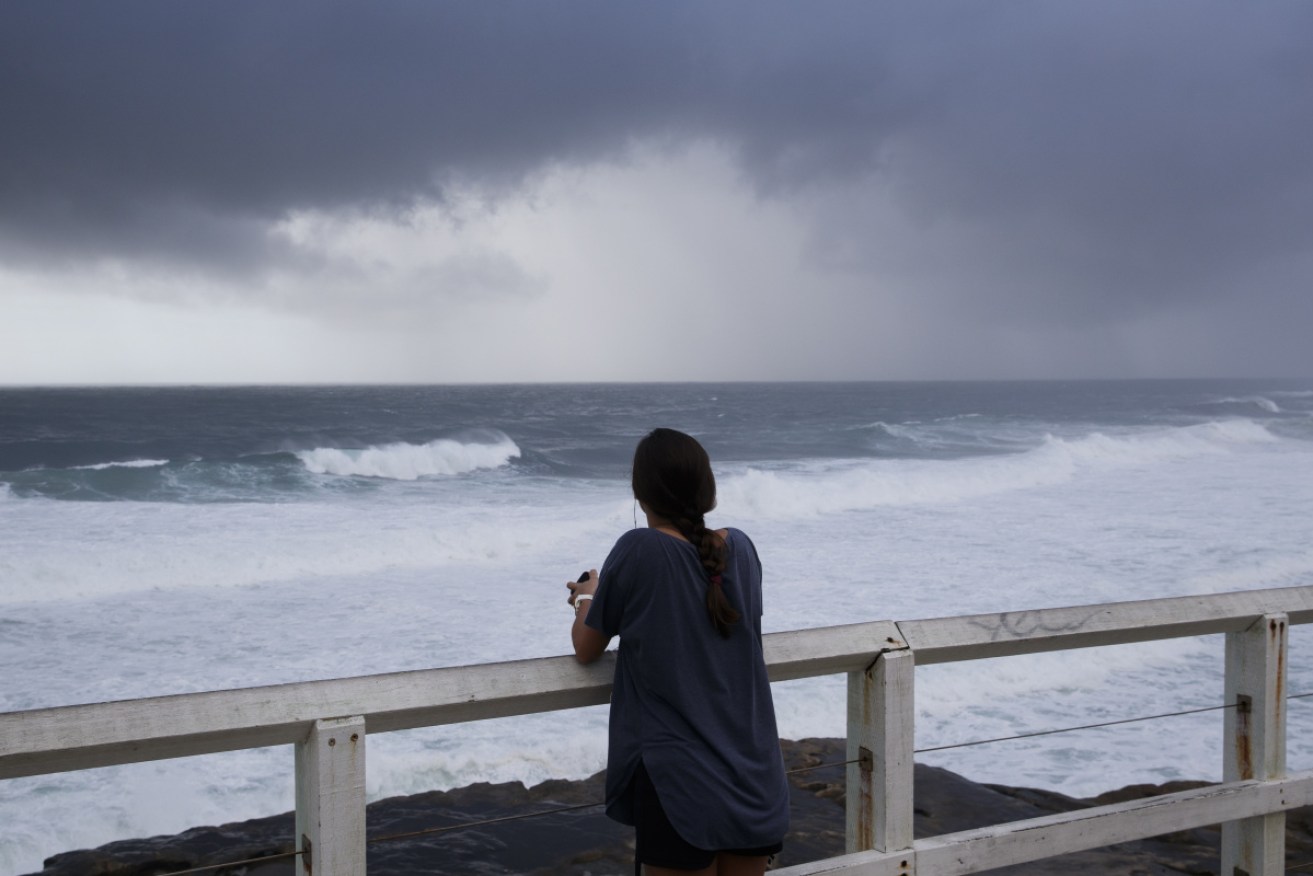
[566,569,599,607]
[568,568,609,664]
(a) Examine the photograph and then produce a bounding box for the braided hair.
[632,428,741,637]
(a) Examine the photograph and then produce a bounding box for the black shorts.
[631,761,783,874]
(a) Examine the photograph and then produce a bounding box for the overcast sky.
[1,1,1310,383]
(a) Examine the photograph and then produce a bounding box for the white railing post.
[1222,613,1287,876]
[846,648,915,855]
[295,716,367,876]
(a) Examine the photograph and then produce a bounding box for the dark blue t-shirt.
[585,527,789,850]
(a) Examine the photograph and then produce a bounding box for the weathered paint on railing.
[896,585,1313,664]
[2,585,1309,876]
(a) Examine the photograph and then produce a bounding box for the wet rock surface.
[31,738,1313,875]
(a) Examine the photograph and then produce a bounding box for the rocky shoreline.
[30,738,1313,875]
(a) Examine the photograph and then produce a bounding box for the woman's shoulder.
[615,527,664,546]
[607,526,667,559]
[721,527,761,565]
[721,526,754,546]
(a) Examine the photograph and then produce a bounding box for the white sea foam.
[0,491,627,606]
[1039,417,1275,461]
[719,420,1278,518]
[1181,550,1313,594]
[296,434,520,480]
[71,458,170,471]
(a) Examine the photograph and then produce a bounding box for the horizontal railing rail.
[3,583,1311,875]
[0,619,905,780]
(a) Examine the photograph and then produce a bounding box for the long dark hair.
[632,428,740,637]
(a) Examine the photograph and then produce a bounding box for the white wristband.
[574,594,594,611]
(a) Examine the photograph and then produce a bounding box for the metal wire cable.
[916,701,1238,754]
[363,758,865,847]
[786,757,861,776]
[369,800,602,845]
[914,688,1313,755]
[367,757,875,846]
[151,849,302,876]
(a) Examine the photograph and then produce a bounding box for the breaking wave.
[72,458,170,471]
[720,419,1278,518]
[1,434,523,502]
[1204,395,1282,414]
[295,433,521,480]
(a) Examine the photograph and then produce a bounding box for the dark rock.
[30,739,1309,875]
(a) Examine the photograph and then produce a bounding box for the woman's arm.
[572,607,610,664]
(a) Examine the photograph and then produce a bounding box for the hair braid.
[671,512,739,638]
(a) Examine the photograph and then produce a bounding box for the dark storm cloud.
[2,1,1311,328]
[853,4,1313,323]
[1,1,722,270]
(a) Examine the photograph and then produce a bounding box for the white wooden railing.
[4,584,1313,876]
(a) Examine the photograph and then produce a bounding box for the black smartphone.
[577,571,591,583]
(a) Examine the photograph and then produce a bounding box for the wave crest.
[1211,396,1282,414]
[72,459,170,471]
[719,420,1278,518]
[296,433,521,480]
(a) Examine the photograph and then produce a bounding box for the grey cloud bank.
[1,1,1311,381]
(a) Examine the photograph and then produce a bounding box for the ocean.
[2,380,1312,874]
